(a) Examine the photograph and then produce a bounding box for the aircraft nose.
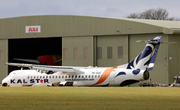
[2,77,9,87]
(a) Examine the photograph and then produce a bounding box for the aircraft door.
[109,70,115,85]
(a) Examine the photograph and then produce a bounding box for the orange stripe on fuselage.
[93,66,117,85]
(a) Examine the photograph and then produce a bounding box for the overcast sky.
[0,0,180,19]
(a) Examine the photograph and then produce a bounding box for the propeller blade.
[13,58,40,64]
[53,59,62,64]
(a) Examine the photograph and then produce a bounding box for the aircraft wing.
[5,62,91,74]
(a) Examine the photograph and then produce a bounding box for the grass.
[0,87,180,110]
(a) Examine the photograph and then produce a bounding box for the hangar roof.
[0,15,180,39]
[119,18,180,34]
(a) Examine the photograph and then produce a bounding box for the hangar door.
[96,35,128,67]
[0,40,8,81]
[8,37,62,73]
[62,36,94,66]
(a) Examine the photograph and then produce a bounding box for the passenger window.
[69,75,71,78]
[92,75,93,78]
[56,76,57,78]
[40,76,42,78]
[85,75,87,78]
[34,76,36,79]
[101,75,103,78]
[98,75,100,78]
[95,75,97,78]
[46,76,48,78]
[65,76,67,78]
[52,76,54,78]
[72,75,74,78]
[37,76,39,78]
[43,76,45,79]
[27,76,29,79]
[75,75,77,78]
[62,76,64,78]
[105,75,107,78]
[59,76,61,78]
[49,76,51,78]
[30,76,33,79]
[82,75,84,78]
[78,75,80,78]
[89,75,91,78]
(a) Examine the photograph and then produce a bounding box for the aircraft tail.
[126,36,162,71]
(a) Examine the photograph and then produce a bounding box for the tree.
[126,8,177,20]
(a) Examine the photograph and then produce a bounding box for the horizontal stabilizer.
[160,41,177,44]
[137,40,176,44]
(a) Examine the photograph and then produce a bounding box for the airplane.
[13,55,62,66]
[2,36,172,87]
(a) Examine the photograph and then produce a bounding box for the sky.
[0,0,180,19]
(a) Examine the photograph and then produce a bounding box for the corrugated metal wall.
[0,15,168,39]
[0,40,8,82]
[168,34,180,84]
[62,36,94,66]
[62,35,129,67]
[96,35,128,67]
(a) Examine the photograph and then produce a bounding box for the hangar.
[0,15,180,86]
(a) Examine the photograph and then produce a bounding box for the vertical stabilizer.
[127,36,162,71]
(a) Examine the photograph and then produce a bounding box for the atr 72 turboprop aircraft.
[2,36,172,87]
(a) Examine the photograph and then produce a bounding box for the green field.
[0,87,180,110]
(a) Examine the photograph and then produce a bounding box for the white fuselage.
[2,67,145,87]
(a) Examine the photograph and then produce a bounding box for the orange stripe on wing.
[93,66,117,85]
